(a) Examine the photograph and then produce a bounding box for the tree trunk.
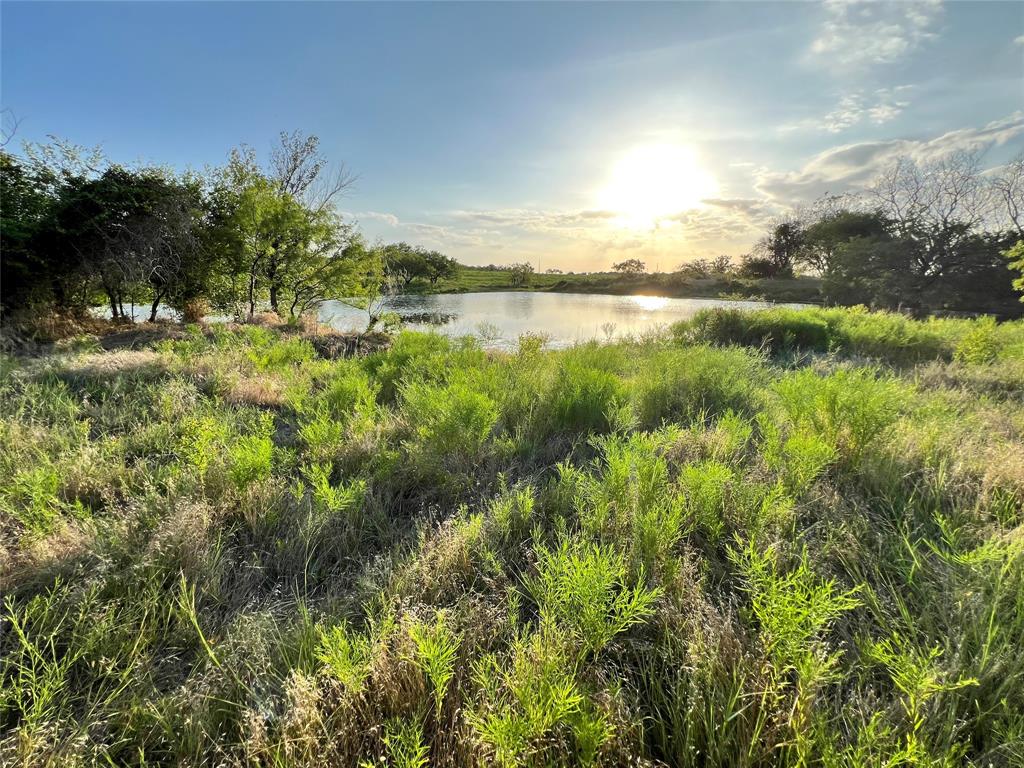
[269,282,279,314]
[149,290,166,323]
[248,272,257,321]
[108,290,119,320]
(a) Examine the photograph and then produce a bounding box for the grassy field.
[2,307,1024,766]
[414,266,824,304]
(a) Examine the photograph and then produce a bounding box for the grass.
[1,307,1024,766]
[415,264,824,303]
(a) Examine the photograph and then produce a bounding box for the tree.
[798,210,890,276]
[871,151,991,281]
[752,219,803,277]
[284,223,375,319]
[1002,240,1024,301]
[508,262,534,287]
[270,129,355,212]
[676,255,732,278]
[1,132,377,326]
[612,258,646,275]
[992,153,1024,239]
[0,152,55,312]
[737,255,781,280]
[382,242,430,286]
[422,250,457,284]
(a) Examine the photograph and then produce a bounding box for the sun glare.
[600,143,718,228]
[630,295,669,311]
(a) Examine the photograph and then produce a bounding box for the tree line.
[604,152,1023,315]
[0,131,455,324]
[739,151,1024,313]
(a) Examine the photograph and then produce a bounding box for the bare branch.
[991,153,1024,239]
[1,108,22,148]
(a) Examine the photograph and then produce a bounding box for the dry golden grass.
[223,376,287,408]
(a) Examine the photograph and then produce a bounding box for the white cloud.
[811,0,943,68]
[1015,34,1024,46]
[449,208,616,233]
[758,112,1024,203]
[782,86,913,134]
[349,210,400,227]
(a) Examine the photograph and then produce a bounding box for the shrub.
[316,621,374,693]
[322,366,378,418]
[408,612,461,718]
[247,336,315,371]
[758,414,836,493]
[545,362,624,434]
[228,412,275,487]
[469,623,609,766]
[526,539,660,655]
[367,331,456,402]
[678,460,735,544]
[731,541,860,673]
[1,463,64,534]
[382,717,430,768]
[631,346,763,427]
[401,377,498,473]
[954,316,1001,364]
[675,308,832,353]
[773,367,906,462]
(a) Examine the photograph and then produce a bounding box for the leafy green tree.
[0,152,56,312]
[1002,240,1024,301]
[283,220,377,319]
[798,210,890,276]
[382,242,430,287]
[422,250,457,284]
[753,220,803,277]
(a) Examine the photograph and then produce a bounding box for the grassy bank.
[2,308,1024,766]
[414,265,824,304]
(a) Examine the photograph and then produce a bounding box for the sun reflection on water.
[629,295,669,311]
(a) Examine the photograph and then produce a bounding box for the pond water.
[95,292,811,349]
[318,292,811,349]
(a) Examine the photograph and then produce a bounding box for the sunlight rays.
[599,143,719,229]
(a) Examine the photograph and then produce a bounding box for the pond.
[95,292,811,349]
[318,292,811,349]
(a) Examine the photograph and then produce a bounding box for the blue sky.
[3,1,1023,270]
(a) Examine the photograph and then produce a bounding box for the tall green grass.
[2,307,1023,766]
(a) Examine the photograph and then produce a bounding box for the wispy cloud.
[350,210,400,227]
[810,0,943,68]
[449,208,617,232]
[782,86,913,134]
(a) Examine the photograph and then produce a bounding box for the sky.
[2,1,1023,271]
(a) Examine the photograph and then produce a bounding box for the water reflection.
[319,292,810,350]
[629,295,669,311]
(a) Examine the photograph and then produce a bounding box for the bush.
[228,412,275,487]
[954,316,1001,364]
[675,308,832,353]
[773,368,905,462]
[401,377,498,473]
[526,539,660,655]
[631,346,763,427]
[544,361,625,434]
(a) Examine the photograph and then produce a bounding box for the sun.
[600,143,718,228]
